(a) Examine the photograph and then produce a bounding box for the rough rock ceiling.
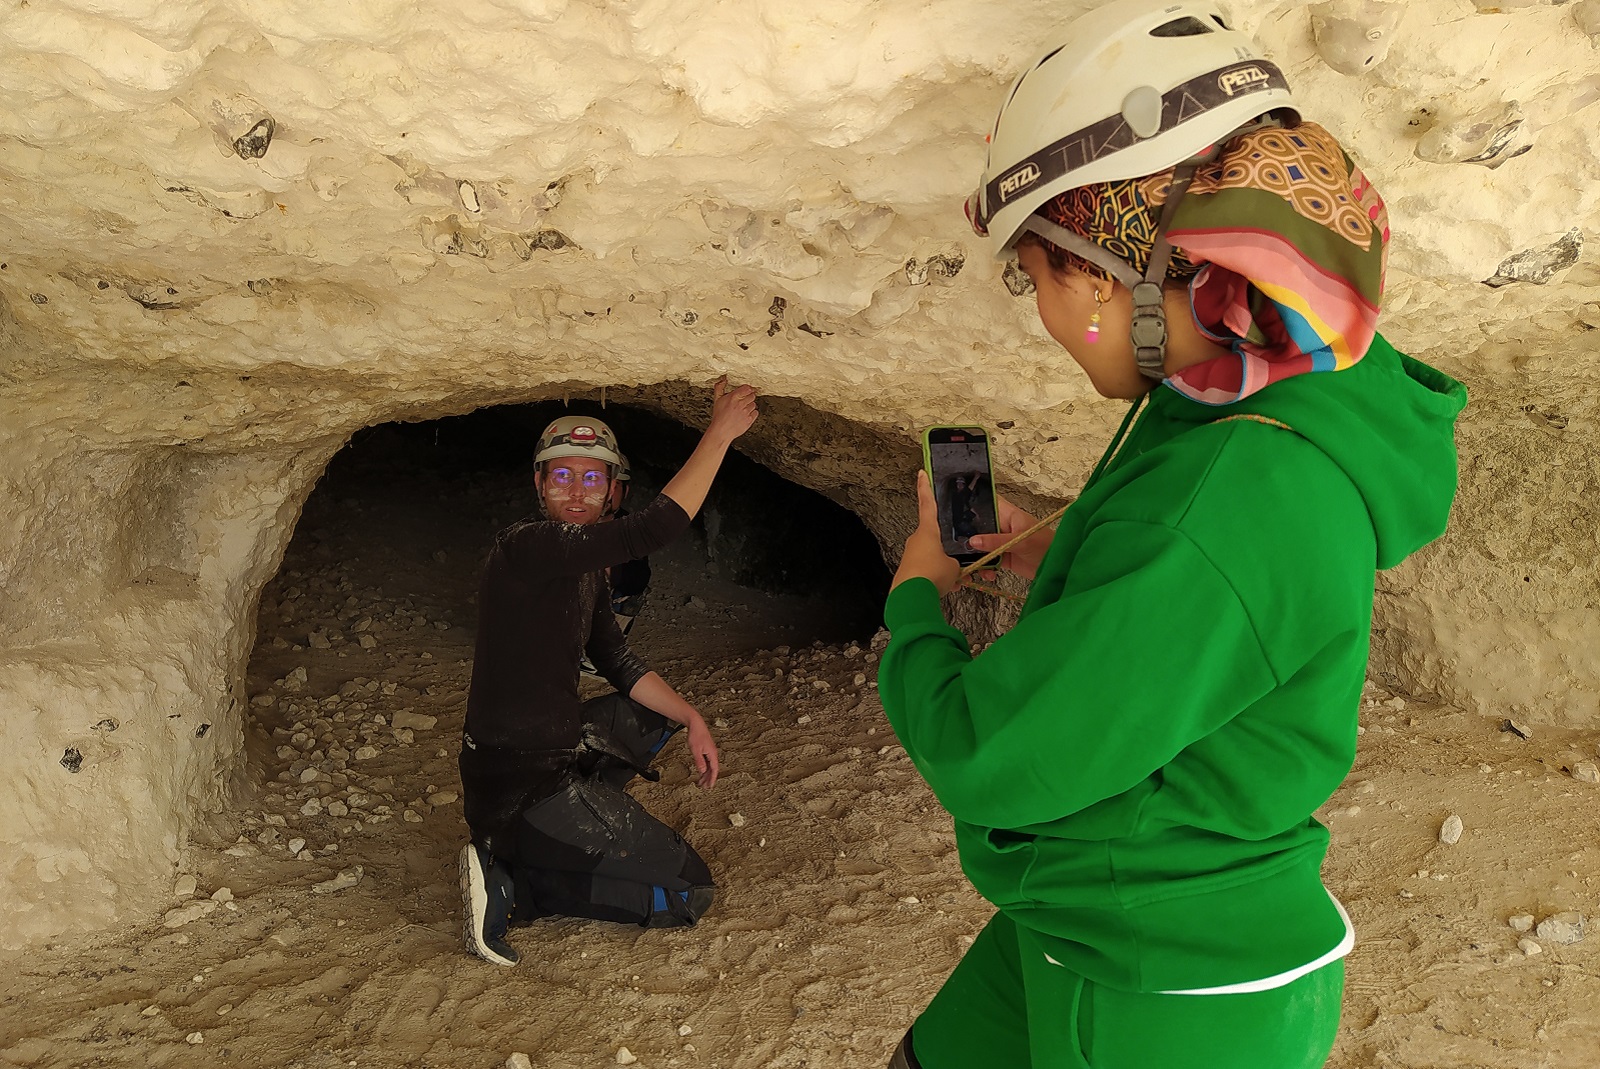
[2,0,1596,441]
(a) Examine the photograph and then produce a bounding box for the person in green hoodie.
[877,2,1466,1067]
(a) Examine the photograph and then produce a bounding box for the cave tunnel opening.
[241,399,894,804]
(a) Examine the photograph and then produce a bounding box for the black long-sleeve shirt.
[464,494,691,751]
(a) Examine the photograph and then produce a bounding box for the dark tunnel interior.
[249,400,893,682]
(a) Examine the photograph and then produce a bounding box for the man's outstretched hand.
[707,375,758,444]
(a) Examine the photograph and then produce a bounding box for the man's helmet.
[534,416,624,470]
[964,0,1299,381]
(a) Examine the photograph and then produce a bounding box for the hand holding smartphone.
[921,426,1000,566]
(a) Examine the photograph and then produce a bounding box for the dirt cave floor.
[3,465,1600,1068]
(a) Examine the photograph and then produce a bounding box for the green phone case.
[921,425,1000,558]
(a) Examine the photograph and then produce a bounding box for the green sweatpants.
[906,911,1343,1069]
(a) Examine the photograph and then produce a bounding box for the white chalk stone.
[616,1048,637,1065]
[728,813,746,827]
[506,1056,533,1069]
[1509,914,1535,932]
[1577,0,1600,39]
[1417,100,1534,169]
[1535,911,1585,945]
[1503,718,1534,739]
[301,798,324,817]
[173,875,198,898]
[1439,814,1464,845]
[186,1032,204,1045]
[1572,761,1600,784]
[162,901,219,928]
[426,791,458,806]
[403,809,423,823]
[678,1024,693,1037]
[354,746,379,761]
[1310,0,1403,75]
[210,887,233,903]
[287,838,306,855]
[311,866,363,894]
[1519,938,1543,956]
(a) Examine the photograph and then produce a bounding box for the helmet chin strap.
[1017,162,1198,383]
[1014,116,1284,382]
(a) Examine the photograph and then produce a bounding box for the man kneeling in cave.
[458,378,758,966]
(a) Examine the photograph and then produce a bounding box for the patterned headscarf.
[1036,122,1390,405]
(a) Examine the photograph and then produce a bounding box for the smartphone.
[921,426,999,566]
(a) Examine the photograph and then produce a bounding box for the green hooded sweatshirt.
[879,334,1466,993]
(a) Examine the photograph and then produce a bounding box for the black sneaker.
[459,843,519,966]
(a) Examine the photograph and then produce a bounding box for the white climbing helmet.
[966,0,1299,260]
[534,416,624,470]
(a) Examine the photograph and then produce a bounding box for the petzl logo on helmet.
[1217,65,1271,96]
[998,162,1042,202]
[569,425,598,446]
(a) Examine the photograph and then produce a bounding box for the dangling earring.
[1085,287,1105,344]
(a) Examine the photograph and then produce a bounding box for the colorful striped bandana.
[1037,122,1390,405]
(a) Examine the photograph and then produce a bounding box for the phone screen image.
[925,429,998,562]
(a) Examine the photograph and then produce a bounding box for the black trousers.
[465,693,713,927]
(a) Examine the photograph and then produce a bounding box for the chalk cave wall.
[2,0,1598,947]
